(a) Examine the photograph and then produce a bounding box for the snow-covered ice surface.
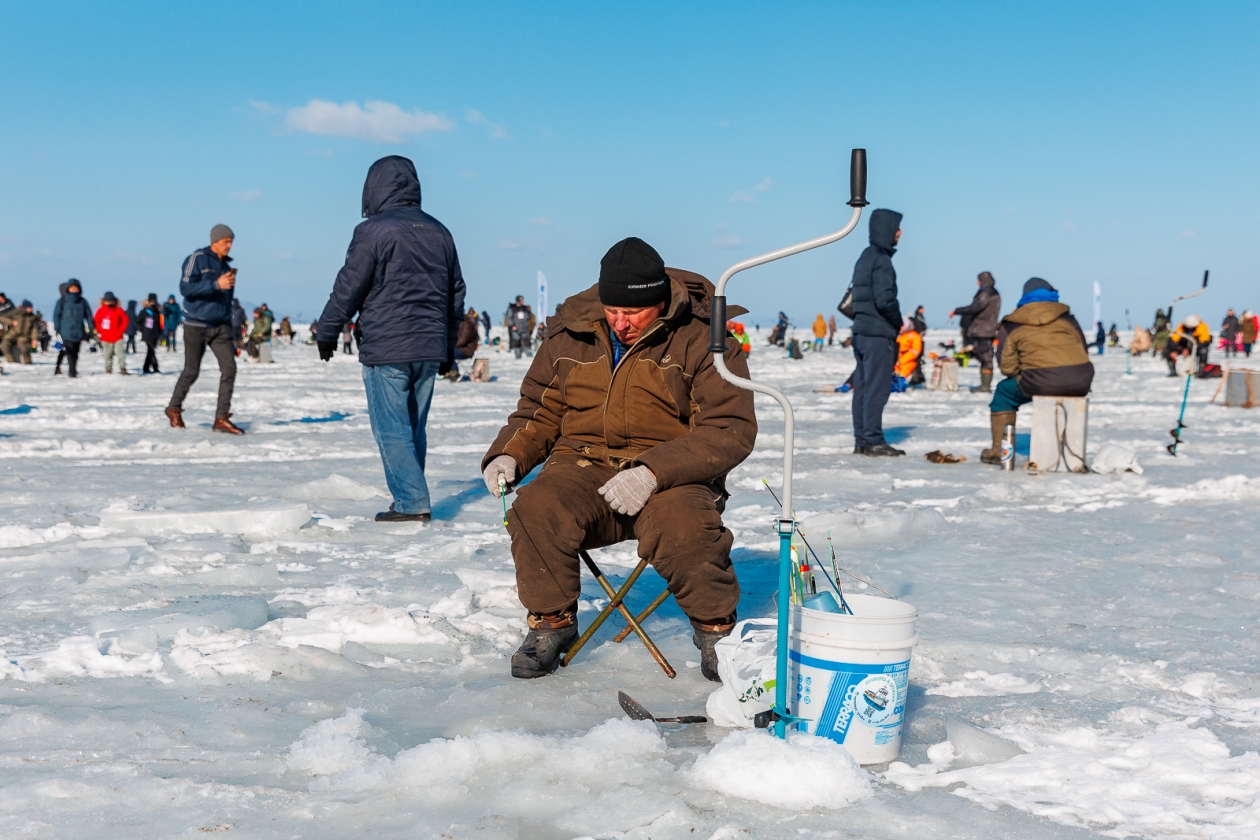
[2,333,1258,839]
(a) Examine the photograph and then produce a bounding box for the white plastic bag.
[1090,442,1143,475]
[706,618,778,728]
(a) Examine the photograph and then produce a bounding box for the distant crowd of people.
[1128,307,1256,377]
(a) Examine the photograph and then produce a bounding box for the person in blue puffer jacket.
[53,279,94,378]
[848,208,905,457]
[316,155,467,523]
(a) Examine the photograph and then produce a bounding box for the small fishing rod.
[760,480,896,600]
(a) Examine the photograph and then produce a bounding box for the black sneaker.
[865,443,906,457]
[375,504,431,522]
[511,617,578,678]
[692,618,736,682]
[853,446,868,455]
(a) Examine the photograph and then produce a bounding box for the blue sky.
[1,1,1256,330]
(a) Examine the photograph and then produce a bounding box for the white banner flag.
[1093,281,1102,328]
[537,270,548,320]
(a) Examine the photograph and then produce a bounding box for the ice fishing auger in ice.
[707,148,869,739]
[1167,271,1209,457]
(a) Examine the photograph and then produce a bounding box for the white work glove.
[483,455,517,498]
[598,466,657,516]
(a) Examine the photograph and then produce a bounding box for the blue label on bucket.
[790,651,910,745]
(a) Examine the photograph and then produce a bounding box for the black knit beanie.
[598,237,670,307]
[1022,277,1055,295]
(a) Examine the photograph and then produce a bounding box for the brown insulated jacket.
[997,301,1094,396]
[954,273,1001,339]
[482,269,757,491]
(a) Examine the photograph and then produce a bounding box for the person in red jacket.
[94,291,130,375]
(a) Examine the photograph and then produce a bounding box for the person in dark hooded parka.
[124,300,139,354]
[982,278,1094,464]
[950,271,1001,392]
[316,155,467,523]
[848,208,905,456]
[53,280,94,377]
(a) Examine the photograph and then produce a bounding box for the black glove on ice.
[317,340,337,362]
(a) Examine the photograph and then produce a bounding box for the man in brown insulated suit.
[950,271,1001,393]
[482,237,757,680]
[982,277,1094,464]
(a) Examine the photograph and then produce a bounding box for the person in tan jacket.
[482,237,757,680]
[982,278,1093,464]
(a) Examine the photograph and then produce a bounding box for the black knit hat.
[1022,277,1055,295]
[598,237,670,307]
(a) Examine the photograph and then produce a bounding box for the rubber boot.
[981,411,1016,465]
[970,370,993,393]
[691,614,737,682]
[511,610,578,679]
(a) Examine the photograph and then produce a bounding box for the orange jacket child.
[896,329,922,378]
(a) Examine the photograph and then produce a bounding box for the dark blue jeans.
[362,361,440,515]
[851,334,895,447]
[989,376,1032,413]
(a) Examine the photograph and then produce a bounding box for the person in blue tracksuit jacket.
[165,224,243,434]
[316,155,467,523]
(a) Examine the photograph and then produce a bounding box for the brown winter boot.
[164,406,185,428]
[212,414,245,435]
[691,614,737,682]
[981,411,1016,465]
[511,609,579,678]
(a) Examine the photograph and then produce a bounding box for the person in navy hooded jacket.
[848,208,905,457]
[316,156,466,523]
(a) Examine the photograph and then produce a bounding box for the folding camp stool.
[560,550,677,678]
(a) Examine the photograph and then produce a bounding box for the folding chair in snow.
[560,550,677,678]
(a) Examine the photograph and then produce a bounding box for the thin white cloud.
[1180,229,1196,238]
[286,99,454,143]
[467,108,508,139]
[495,239,523,251]
[249,100,280,115]
[729,177,771,204]
[530,217,553,228]
[231,189,264,203]
[114,251,153,267]
[711,235,747,248]
[1060,221,1076,231]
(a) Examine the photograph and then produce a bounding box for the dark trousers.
[142,339,160,373]
[971,335,995,369]
[851,334,895,447]
[61,341,81,376]
[169,324,236,418]
[508,453,739,623]
[126,334,137,353]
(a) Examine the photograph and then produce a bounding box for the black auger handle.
[847,148,869,208]
[709,295,728,353]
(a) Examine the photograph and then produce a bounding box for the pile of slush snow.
[2,332,1259,839]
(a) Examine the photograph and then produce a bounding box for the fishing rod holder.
[709,148,869,738]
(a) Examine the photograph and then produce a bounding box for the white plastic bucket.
[788,594,918,764]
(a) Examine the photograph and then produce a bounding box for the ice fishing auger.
[1167,271,1209,457]
[708,148,868,739]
